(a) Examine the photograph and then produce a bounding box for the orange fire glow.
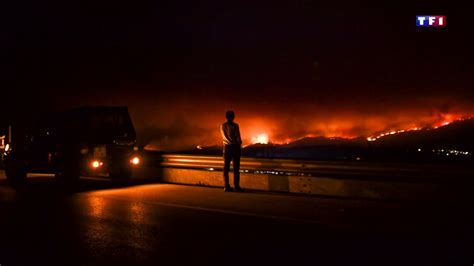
[366,127,422,142]
[367,115,472,142]
[140,107,474,151]
[243,114,474,145]
[251,133,269,144]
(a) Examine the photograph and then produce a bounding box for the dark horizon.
[2,1,473,149]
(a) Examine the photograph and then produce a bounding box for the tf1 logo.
[416,16,446,27]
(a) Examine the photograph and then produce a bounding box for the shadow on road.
[0,174,161,197]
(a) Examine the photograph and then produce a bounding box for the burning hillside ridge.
[140,110,474,151]
[192,118,474,161]
[366,114,472,142]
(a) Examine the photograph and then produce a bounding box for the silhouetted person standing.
[220,110,243,192]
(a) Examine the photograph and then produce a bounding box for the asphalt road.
[0,172,472,266]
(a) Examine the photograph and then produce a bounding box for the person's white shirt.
[220,122,242,145]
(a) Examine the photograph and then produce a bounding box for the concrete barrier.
[135,166,449,200]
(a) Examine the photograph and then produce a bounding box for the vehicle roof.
[10,106,131,127]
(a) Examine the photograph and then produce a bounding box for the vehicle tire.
[55,159,80,184]
[4,158,27,185]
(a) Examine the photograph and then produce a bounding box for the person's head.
[225,110,235,122]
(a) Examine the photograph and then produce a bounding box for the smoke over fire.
[4,0,473,153]
[117,91,474,151]
[42,82,474,152]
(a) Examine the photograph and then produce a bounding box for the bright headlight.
[91,160,103,168]
[130,156,140,165]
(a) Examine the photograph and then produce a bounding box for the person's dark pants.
[223,144,241,188]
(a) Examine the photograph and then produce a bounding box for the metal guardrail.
[150,154,472,182]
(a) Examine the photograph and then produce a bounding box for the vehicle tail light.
[130,156,140,165]
[91,160,104,168]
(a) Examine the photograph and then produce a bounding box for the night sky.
[1,1,473,150]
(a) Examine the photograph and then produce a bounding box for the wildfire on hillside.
[245,115,473,145]
[141,109,474,151]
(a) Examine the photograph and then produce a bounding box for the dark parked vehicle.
[3,106,140,184]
